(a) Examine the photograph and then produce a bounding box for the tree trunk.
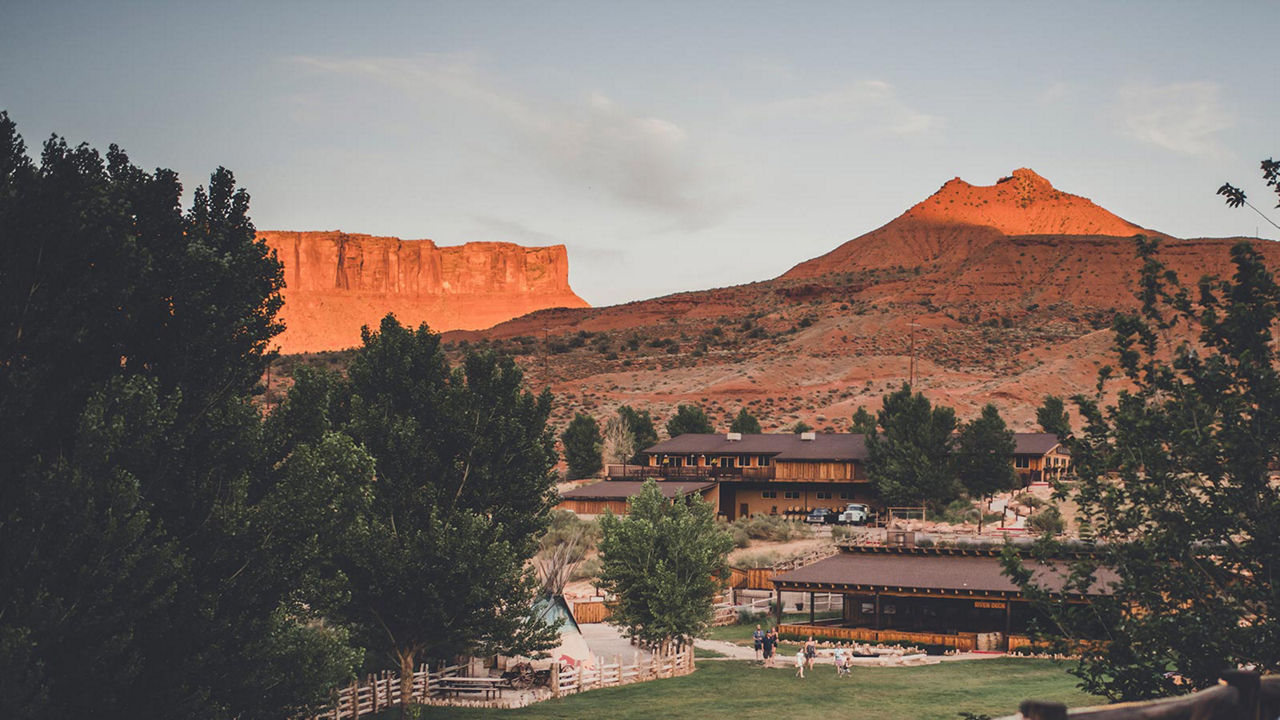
[398,648,416,720]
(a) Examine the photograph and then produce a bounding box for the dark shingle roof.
[643,433,868,461]
[644,432,1062,461]
[1013,432,1064,456]
[772,550,1113,596]
[560,480,715,501]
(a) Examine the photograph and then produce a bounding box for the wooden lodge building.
[590,431,1070,521]
[770,544,1113,652]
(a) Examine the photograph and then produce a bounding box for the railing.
[313,663,463,719]
[550,646,694,697]
[604,464,775,480]
[777,623,981,651]
[1003,671,1280,720]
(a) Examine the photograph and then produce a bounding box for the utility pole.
[908,321,921,387]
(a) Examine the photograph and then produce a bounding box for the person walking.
[794,649,805,678]
[804,635,817,670]
[761,627,776,668]
[752,624,764,663]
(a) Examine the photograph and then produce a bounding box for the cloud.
[1115,81,1234,156]
[747,80,942,136]
[292,54,731,229]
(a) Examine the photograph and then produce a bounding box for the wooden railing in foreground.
[551,646,694,697]
[1004,670,1280,720]
[310,648,696,718]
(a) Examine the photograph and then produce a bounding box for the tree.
[601,413,636,470]
[789,420,813,433]
[328,317,558,713]
[955,404,1017,508]
[864,384,957,506]
[1008,234,1280,701]
[0,112,360,720]
[597,480,734,651]
[665,403,713,437]
[729,408,761,434]
[850,405,876,434]
[1036,395,1071,440]
[562,412,603,479]
[617,405,658,461]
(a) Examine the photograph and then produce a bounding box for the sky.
[2,1,1277,307]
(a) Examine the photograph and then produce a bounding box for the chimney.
[726,432,742,441]
[800,431,816,441]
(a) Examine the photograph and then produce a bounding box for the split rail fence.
[310,648,695,719]
[1005,670,1279,720]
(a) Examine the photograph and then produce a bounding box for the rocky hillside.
[260,231,588,353]
[270,171,1277,435]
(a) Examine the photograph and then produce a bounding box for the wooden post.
[774,587,782,627]
[551,662,561,697]
[1220,669,1260,718]
[348,679,359,719]
[614,655,621,686]
[1004,602,1012,651]
[809,591,815,626]
[874,592,882,631]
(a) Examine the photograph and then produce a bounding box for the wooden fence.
[571,600,612,623]
[313,663,463,719]
[311,647,696,719]
[1004,670,1280,720]
[552,646,694,697]
[777,623,981,651]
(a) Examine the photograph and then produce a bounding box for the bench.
[434,676,506,700]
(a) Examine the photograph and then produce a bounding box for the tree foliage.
[1036,395,1072,441]
[729,408,761,434]
[955,404,1017,500]
[850,405,877,434]
[1009,233,1280,700]
[601,413,636,469]
[864,384,957,506]
[0,111,357,720]
[665,403,713,437]
[597,480,734,649]
[562,412,603,479]
[617,405,658,461]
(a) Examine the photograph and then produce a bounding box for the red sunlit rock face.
[260,231,588,354]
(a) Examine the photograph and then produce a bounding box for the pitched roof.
[559,480,715,501]
[772,548,1113,596]
[644,432,1063,461]
[1013,432,1064,456]
[643,433,868,461]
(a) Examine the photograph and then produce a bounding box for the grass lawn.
[398,658,1103,720]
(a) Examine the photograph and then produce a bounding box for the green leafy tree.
[665,403,713,437]
[864,384,957,506]
[1036,395,1072,440]
[328,317,559,710]
[850,405,877,434]
[0,113,359,720]
[617,405,658,460]
[597,480,734,651]
[1008,234,1280,700]
[729,408,762,434]
[955,404,1018,525]
[790,420,814,434]
[562,412,603,479]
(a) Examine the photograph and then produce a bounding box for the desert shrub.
[937,497,980,524]
[1014,492,1043,509]
[732,514,803,542]
[1026,505,1065,535]
[570,556,602,582]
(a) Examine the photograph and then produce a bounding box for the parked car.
[804,508,838,524]
[837,503,871,525]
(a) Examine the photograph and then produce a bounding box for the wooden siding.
[774,460,863,481]
[557,499,629,515]
[572,600,612,624]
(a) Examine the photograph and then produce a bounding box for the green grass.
[692,646,727,659]
[396,658,1102,720]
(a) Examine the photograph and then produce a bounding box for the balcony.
[604,464,776,480]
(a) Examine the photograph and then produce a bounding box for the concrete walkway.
[692,637,756,660]
[579,623,652,665]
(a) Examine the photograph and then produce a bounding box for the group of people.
[752,626,840,679]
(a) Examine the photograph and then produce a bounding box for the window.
[761,490,777,499]
[1014,456,1030,469]
[670,456,683,467]
[816,491,832,500]
[687,454,698,466]
[739,455,751,467]
[758,456,771,466]
[720,455,735,468]
[838,491,852,500]
[783,490,800,499]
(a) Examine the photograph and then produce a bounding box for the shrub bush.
[1026,505,1065,535]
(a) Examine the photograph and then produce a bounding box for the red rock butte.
[259,231,589,354]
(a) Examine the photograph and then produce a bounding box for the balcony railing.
[604,464,776,480]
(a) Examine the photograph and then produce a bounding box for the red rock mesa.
[260,231,588,354]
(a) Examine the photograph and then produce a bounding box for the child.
[794,649,805,678]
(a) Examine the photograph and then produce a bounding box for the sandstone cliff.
[260,231,588,353]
